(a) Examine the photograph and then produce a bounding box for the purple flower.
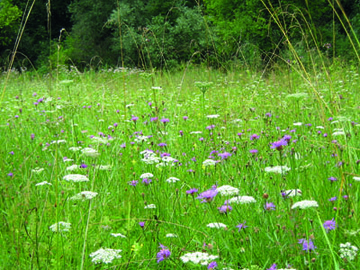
[9,151,14,155]
[206,125,215,130]
[208,261,218,269]
[265,113,272,117]
[236,222,248,232]
[250,134,260,140]
[283,134,291,142]
[237,132,243,137]
[150,117,158,122]
[218,152,232,160]
[80,164,88,168]
[142,178,152,185]
[267,264,277,270]
[186,188,198,195]
[183,116,188,121]
[328,176,337,182]
[265,202,276,211]
[131,116,139,122]
[323,218,336,232]
[139,222,145,228]
[218,205,232,214]
[271,139,287,151]
[158,142,167,147]
[31,134,35,140]
[160,118,170,123]
[328,196,337,202]
[128,180,138,186]
[156,244,171,263]
[199,137,204,141]
[298,238,316,252]
[8,172,13,177]
[249,149,258,154]
[197,189,218,203]
[160,152,171,157]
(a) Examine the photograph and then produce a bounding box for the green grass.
[1,65,360,269]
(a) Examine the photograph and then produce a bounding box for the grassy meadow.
[1,64,360,269]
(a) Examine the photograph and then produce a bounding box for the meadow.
[1,64,360,269]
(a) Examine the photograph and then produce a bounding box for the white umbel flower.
[216,185,239,196]
[228,196,256,204]
[89,248,122,264]
[81,147,100,157]
[110,233,126,238]
[339,242,358,261]
[144,204,156,209]
[353,176,360,181]
[206,114,220,119]
[166,177,180,183]
[265,166,291,174]
[166,233,178,238]
[202,159,217,166]
[282,189,302,197]
[70,191,98,200]
[31,167,44,174]
[206,223,227,228]
[96,165,112,170]
[180,252,219,265]
[35,181,52,186]
[69,146,82,151]
[140,173,154,179]
[190,131,203,134]
[49,221,71,232]
[63,174,89,182]
[66,165,80,171]
[291,200,319,209]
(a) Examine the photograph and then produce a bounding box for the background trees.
[1,0,360,71]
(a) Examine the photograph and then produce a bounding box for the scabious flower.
[156,244,171,263]
[197,189,218,203]
[236,222,248,232]
[208,261,217,269]
[265,202,276,211]
[298,238,316,252]
[218,204,232,214]
[160,118,170,123]
[139,222,145,228]
[249,149,258,154]
[158,142,167,147]
[186,188,198,195]
[271,139,287,151]
[128,180,138,186]
[218,152,232,160]
[131,116,139,122]
[328,176,337,182]
[250,134,260,140]
[267,263,277,270]
[323,218,336,232]
[142,178,152,185]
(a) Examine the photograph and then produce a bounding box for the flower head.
[218,204,232,214]
[267,264,277,270]
[156,244,171,263]
[265,202,276,211]
[298,238,316,252]
[186,188,198,195]
[197,189,218,203]
[271,139,287,151]
[89,248,122,264]
[323,218,336,232]
[208,261,218,269]
[236,222,248,232]
[291,200,319,210]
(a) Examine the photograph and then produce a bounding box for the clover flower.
[156,244,171,263]
[89,248,122,264]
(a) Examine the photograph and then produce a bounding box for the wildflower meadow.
[1,66,360,269]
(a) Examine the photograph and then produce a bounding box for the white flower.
[293,122,302,126]
[35,181,52,186]
[162,156,177,163]
[89,248,122,264]
[291,200,318,209]
[81,148,100,157]
[140,149,155,156]
[166,233,178,238]
[265,166,291,174]
[216,185,239,196]
[49,221,71,232]
[228,196,256,204]
[63,174,89,182]
[142,156,160,164]
[70,191,98,200]
[140,173,154,179]
[66,165,80,171]
[206,223,227,228]
[91,136,108,144]
[96,165,112,170]
[282,189,302,197]
[206,114,220,119]
[111,233,126,238]
[190,131,202,134]
[316,126,325,129]
[202,159,217,166]
[180,252,219,265]
[353,177,360,181]
[69,146,82,151]
[332,131,345,136]
[63,158,74,162]
[134,136,148,143]
[166,177,180,183]
[50,140,66,144]
[31,167,44,174]
[339,242,358,261]
[144,204,156,209]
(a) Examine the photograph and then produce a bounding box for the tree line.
[1,0,359,72]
